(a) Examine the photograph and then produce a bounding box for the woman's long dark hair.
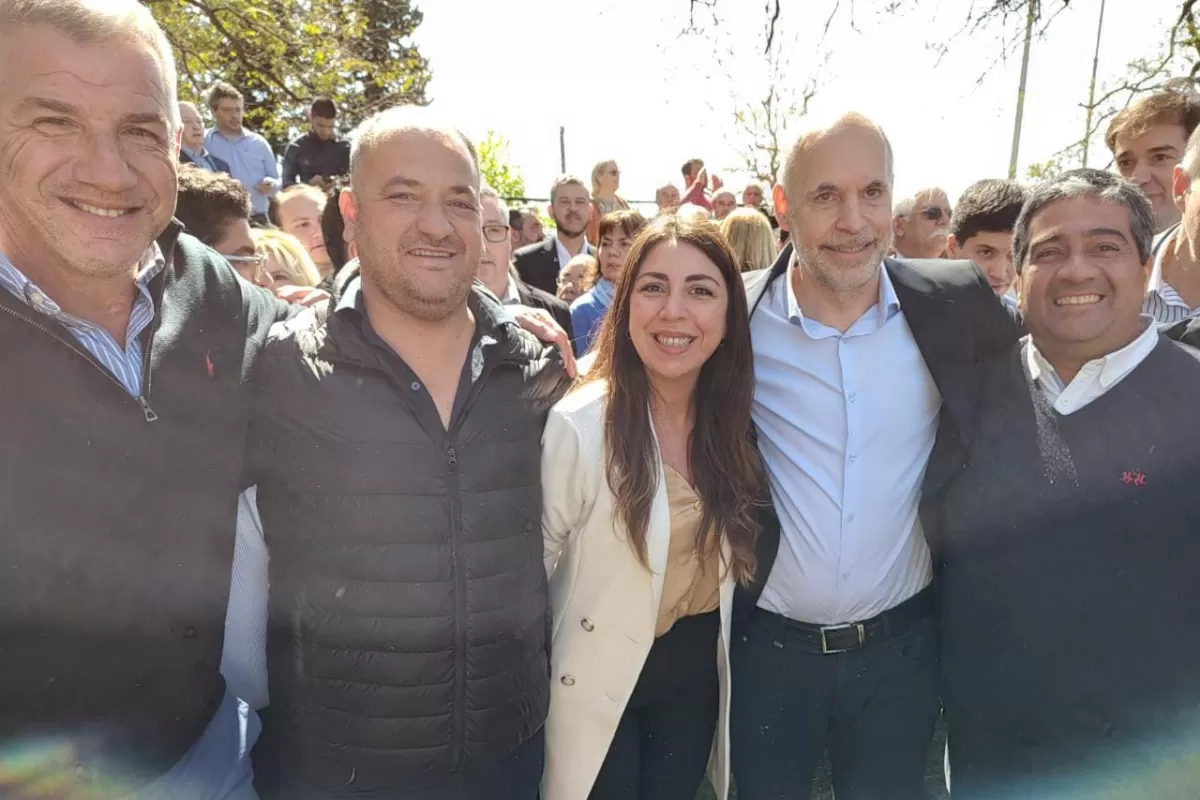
[577,214,762,583]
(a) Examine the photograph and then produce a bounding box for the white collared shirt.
[1025,316,1160,415]
[502,274,522,305]
[555,235,585,274]
[1143,225,1197,324]
[751,262,940,625]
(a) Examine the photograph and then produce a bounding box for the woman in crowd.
[570,210,647,355]
[587,159,631,245]
[541,216,762,800]
[252,228,322,288]
[719,207,777,272]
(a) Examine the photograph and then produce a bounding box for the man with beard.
[730,112,1020,799]
[244,106,570,799]
[513,175,595,294]
[892,187,953,259]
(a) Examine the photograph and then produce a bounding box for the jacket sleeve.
[974,271,1024,361]
[541,408,589,577]
[681,180,713,211]
[281,142,300,187]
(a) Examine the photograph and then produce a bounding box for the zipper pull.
[137,396,159,423]
[447,445,457,466]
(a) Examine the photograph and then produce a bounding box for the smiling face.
[1113,123,1187,233]
[948,229,1015,296]
[785,125,892,293]
[628,241,728,391]
[0,28,179,283]
[348,126,481,321]
[1018,194,1150,369]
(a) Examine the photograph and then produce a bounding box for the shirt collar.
[1025,314,1159,392]
[502,274,522,304]
[783,255,901,338]
[554,235,581,271]
[1147,225,1178,296]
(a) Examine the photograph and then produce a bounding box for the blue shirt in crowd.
[204,127,280,216]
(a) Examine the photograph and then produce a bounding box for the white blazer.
[540,380,735,800]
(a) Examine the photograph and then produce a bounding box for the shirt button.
[847,513,856,523]
[848,454,857,463]
[848,392,857,403]
[581,618,595,632]
[560,675,576,686]
[410,381,421,391]
[842,572,851,580]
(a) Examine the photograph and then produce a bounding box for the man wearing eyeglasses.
[892,187,953,259]
[478,184,572,336]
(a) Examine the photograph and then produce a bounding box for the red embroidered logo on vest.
[206,351,214,378]
[1120,470,1146,487]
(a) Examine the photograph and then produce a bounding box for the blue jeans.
[135,692,261,799]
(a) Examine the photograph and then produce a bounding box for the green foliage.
[477,130,527,202]
[143,0,431,150]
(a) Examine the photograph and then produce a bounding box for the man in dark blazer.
[514,279,572,337]
[513,176,595,294]
[730,113,1021,800]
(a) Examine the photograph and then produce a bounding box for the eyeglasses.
[224,253,267,284]
[919,206,950,223]
[483,224,510,243]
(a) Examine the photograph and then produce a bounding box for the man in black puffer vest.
[923,169,1200,798]
[246,107,569,799]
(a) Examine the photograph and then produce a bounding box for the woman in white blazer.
[541,215,764,800]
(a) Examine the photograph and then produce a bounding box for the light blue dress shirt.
[203,128,279,216]
[750,263,940,625]
[0,246,163,397]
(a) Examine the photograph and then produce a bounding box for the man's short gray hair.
[893,188,947,218]
[479,183,508,218]
[0,0,180,131]
[1012,168,1155,271]
[780,112,894,200]
[349,105,479,192]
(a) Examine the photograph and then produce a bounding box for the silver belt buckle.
[819,622,866,654]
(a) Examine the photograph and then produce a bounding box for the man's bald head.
[780,112,894,204]
[349,106,479,194]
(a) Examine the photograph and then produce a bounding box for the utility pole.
[1009,0,1037,179]
[1082,0,1108,167]
[559,126,566,174]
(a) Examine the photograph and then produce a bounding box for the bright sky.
[421,0,1183,207]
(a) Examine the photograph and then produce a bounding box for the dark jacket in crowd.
[0,224,290,785]
[281,130,351,186]
[180,146,231,175]
[513,235,596,295]
[247,268,570,797]
[516,279,574,339]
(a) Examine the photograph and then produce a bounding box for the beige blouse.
[655,464,722,637]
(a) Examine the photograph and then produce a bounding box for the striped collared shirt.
[0,245,165,397]
[1143,224,1195,324]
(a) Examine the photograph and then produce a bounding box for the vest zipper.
[445,352,506,770]
[445,441,466,769]
[0,303,158,422]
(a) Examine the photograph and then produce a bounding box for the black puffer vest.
[248,274,568,796]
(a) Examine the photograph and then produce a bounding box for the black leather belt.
[760,584,935,655]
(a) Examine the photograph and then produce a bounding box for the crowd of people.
[5,1,1200,799]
